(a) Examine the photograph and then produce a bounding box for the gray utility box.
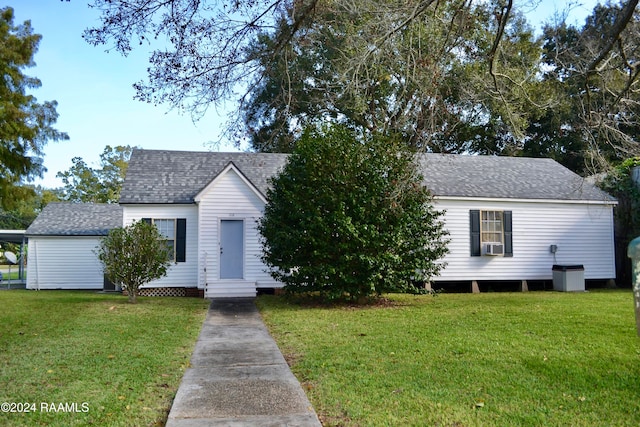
[552,265,585,292]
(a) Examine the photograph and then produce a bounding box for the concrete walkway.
[166,298,322,426]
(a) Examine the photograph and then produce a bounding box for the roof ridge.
[132,148,289,155]
[121,150,614,204]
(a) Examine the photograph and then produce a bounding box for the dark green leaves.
[0,7,68,208]
[258,125,449,302]
[56,145,133,203]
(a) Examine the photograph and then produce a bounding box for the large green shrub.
[258,125,449,302]
[96,220,172,303]
[597,157,640,286]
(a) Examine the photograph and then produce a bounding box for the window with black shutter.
[141,218,187,262]
[470,210,512,257]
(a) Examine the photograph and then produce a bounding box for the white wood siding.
[122,204,199,288]
[434,198,616,281]
[27,237,104,289]
[197,168,279,290]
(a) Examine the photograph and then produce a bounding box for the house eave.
[433,195,618,205]
[118,202,197,206]
[26,233,110,238]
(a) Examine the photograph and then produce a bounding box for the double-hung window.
[154,219,176,261]
[142,218,187,262]
[470,210,512,257]
[481,211,503,245]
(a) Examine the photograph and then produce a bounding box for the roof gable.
[194,162,267,204]
[120,149,615,204]
[26,203,123,236]
[120,149,288,204]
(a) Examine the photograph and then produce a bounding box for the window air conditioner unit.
[485,243,504,256]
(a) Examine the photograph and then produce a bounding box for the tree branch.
[586,0,639,74]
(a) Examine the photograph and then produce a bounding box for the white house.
[26,149,617,296]
[25,203,122,290]
[118,150,288,297]
[417,155,616,291]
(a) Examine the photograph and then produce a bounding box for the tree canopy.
[258,124,449,302]
[522,1,640,174]
[84,0,640,173]
[0,7,68,208]
[56,145,133,203]
[597,157,640,286]
[240,0,546,154]
[0,185,60,229]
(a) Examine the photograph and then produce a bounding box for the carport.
[0,230,27,283]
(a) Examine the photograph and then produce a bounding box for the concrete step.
[205,281,257,298]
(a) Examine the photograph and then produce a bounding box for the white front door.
[220,220,244,279]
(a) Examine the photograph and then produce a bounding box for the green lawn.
[0,290,210,427]
[257,290,640,426]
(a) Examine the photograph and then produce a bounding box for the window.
[470,210,512,257]
[481,211,503,244]
[154,219,176,260]
[142,218,187,262]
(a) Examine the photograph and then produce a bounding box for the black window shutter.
[503,211,513,257]
[142,218,152,224]
[470,210,481,257]
[176,219,187,262]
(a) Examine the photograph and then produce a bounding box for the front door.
[220,220,244,279]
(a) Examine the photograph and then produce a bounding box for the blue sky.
[8,0,598,188]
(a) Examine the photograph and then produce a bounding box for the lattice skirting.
[122,287,204,298]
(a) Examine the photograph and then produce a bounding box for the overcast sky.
[8,0,599,189]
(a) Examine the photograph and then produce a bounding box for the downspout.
[34,240,40,291]
[204,251,208,295]
[19,235,25,281]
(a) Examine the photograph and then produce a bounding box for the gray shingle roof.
[120,149,615,204]
[418,154,616,202]
[26,202,123,236]
[120,149,289,204]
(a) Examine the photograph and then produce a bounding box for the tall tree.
[597,157,640,286]
[86,0,548,154]
[526,1,640,174]
[0,7,68,208]
[240,1,548,154]
[84,0,640,171]
[56,145,133,203]
[84,0,317,117]
[0,185,60,229]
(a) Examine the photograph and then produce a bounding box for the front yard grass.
[257,290,640,426]
[0,290,210,426]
